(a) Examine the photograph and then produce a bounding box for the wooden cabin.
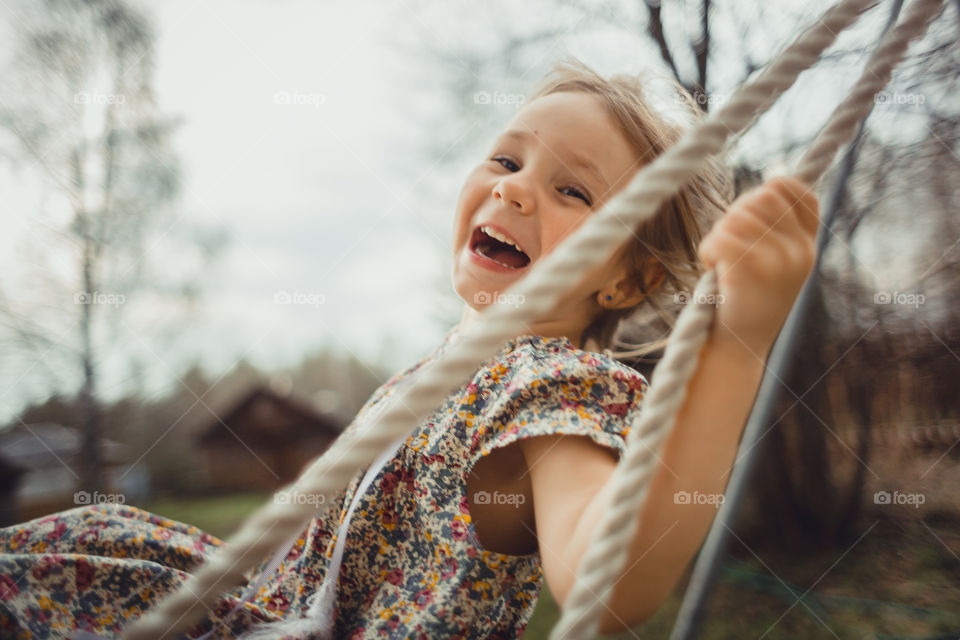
[196,385,343,492]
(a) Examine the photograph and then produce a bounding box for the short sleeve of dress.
[467,336,648,470]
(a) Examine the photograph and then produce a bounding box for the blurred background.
[0,0,957,637]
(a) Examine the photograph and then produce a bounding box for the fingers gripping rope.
[551,0,946,638]
[120,0,941,637]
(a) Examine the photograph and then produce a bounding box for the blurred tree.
[0,0,222,493]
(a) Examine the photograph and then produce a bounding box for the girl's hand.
[697,176,820,356]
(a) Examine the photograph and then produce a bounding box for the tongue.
[486,245,528,268]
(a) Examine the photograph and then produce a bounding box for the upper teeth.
[481,226,522,252]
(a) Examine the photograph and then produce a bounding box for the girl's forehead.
[499,92,636,177]
[506,91,609,133]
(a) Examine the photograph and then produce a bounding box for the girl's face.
[451,91,640,337]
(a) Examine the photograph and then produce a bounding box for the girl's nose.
[492,176,534,213]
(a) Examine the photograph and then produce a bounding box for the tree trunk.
[78,237,103,493]
[72,141,104,494]
[836,331,874,541]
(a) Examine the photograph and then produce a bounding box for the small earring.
[605,295,612,301]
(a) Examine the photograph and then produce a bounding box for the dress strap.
[306,430,410,638]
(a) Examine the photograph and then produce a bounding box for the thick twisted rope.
[120,0,939,637]
[551,0,945,637]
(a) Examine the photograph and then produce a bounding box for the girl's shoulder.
[487,333,649,393]
[467,334,649,464]
[463,334,649,426]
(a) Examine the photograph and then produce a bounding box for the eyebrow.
[499,129,610,192]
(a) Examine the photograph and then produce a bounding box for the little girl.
[0,58,818,639]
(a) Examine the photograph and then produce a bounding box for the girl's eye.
[559,186,592,206]
[492,156,519,172]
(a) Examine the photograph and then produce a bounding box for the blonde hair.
[526,58,733,361]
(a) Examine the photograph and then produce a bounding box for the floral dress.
[0,331,648,639]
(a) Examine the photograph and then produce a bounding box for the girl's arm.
[519,177,820,633]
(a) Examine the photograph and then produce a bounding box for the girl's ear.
[642,259,667,293]
[599,257,665,309]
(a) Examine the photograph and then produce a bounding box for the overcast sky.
[148,0,455,366]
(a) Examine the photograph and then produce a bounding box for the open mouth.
[469,225,531,269]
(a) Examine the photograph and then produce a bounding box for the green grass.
[142,491,270,539]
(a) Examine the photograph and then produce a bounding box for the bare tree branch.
[644,0,682,86]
